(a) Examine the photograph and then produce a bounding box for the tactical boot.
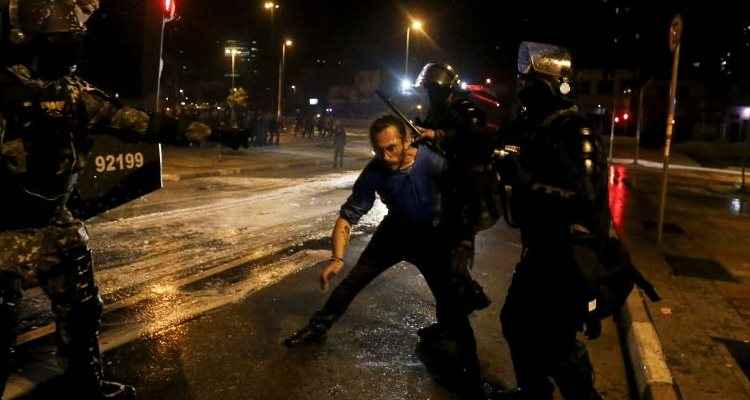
[417,322,446,342]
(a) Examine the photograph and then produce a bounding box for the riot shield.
[69,134,162,220]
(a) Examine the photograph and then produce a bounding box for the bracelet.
[330,257,344,263]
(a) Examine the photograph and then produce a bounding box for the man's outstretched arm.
[320,217,352,291]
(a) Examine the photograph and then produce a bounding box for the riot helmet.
[516,42,574,110]
[1,0,99,76]
[415,62,460,108]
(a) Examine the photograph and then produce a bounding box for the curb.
[618,289,680,400]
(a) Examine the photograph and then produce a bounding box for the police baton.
[374,90,422,141]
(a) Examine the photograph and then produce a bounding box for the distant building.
[575,69,727,144]
[325,70,384,118]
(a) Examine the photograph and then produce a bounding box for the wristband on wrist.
[330,257,344,263]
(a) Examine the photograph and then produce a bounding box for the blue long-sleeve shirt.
[339,145,446,227]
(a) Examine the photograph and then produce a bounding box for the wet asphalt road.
[19,222,629,400]
[85,223,627,400]
[8,135,632,399]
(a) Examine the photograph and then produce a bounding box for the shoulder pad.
[548,111,603,176]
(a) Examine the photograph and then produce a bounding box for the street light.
[224,47,240,89]
[485,78,492,85]
[154,0,177,112]
[401,79,412,92]
[277,39,293,119]
[404,19,424,90]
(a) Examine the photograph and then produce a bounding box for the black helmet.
[4,0,98,44]
[415,63,460,91]
[517,41,574,106]
[415,63,460,107]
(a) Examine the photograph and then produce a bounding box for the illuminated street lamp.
[401,79,412,93]
[277,39,293,119]
[404,19,424,91]
[224,47,240,89]
[154,0,177,112]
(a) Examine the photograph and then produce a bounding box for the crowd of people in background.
[163,104,347,166]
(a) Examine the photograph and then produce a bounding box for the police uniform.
[0,2,209,398]
[498,42,607,400]
[415,63,497,317]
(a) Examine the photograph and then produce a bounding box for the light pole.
[277,39,293,119]
[404,19,423,86]
[155,0,176,112]
[634,80,652,165]
[265,2,280,110]
[224,47,240,90]
[264,2,279,42]
[657,15,684,244]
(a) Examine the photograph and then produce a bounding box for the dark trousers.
[333,144,344,167]
[500,251,598,399]
[314,217,481,388]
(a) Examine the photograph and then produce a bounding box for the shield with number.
[69,135,163,220]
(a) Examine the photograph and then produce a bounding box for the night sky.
[85,1,750,101]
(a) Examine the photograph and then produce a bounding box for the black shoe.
[283,324,327,347]
[417,322,446,342]
[99,381,137,399]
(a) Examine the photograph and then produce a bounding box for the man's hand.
[320,259,344,292]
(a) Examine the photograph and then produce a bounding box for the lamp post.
[276,39,293,119]
[404,19,423,86]
[154,0,176,112]
[224,47,240,90]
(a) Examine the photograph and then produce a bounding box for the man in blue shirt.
[284,115,485,398]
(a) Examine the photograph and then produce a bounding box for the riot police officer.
[0,1,209,398]
[497,42,608,399]
[413,63,497,339]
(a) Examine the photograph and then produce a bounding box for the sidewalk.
[614,158,750,399]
